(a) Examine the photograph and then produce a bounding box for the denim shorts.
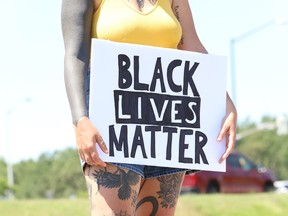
[82,68,195,179]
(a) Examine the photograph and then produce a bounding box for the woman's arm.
[172,0,237,163]
[172,0,207,53]
[61,0,108,166]
[217,93,237,163]
[61,0,93,125]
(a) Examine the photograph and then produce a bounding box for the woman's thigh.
[84,164,142,216]
[136,172,185,216]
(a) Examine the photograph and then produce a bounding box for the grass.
[177,193,288,216]
[0,199,89,216]
[0,193,287,216]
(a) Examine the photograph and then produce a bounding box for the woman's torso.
[91,0,182,48]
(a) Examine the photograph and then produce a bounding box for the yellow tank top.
[91,0,182,49]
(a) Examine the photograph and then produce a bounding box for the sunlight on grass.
[176,193,288,216]
[0,193,287,216]
[0,199,90,216]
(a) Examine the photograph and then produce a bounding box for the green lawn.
[177,193,288,216]
[0,193,287,216]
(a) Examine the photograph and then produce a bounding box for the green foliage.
[47,148,87,198]
[261,116,276,123]
[13,148,87,199]
[0,158,7,177]
[237,129,288,180]
[237,117,256,133]
[0,177,9,196]
[0,158,8,195]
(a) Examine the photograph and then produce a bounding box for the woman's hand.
[217,94,237,163]
[74,117,109,167]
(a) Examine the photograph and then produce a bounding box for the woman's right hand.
[74,117,109,167]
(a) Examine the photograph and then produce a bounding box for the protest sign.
[89,39,227,172]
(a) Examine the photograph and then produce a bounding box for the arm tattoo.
[92,167,140,200]
[156,173,182,209]
[174,5,180,21]
[173,5,184,45]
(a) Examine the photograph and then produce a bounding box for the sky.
[0,0,287,163]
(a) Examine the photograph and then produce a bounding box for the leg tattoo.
[92,167,140,200]
[156,173,182,209]
[115,210,132,216]
[131,190,138,208]
[136,196,159,216]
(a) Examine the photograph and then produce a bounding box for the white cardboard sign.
[89,39,227,172]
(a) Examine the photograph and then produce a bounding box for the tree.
[48,148,87,198]
[0,158,8,196]
[13,148,87,199]
[237,128,288,180]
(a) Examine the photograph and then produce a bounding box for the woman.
[61,0,237,215]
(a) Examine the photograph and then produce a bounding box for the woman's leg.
[84,164,142,216]
[135,172,185,216]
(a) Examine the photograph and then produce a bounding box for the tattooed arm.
[172,0,207,53]
[61,0,93,124]
[61,0,108,167]
[172,0,237,163]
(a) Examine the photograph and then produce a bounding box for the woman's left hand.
[217,93,237,163]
